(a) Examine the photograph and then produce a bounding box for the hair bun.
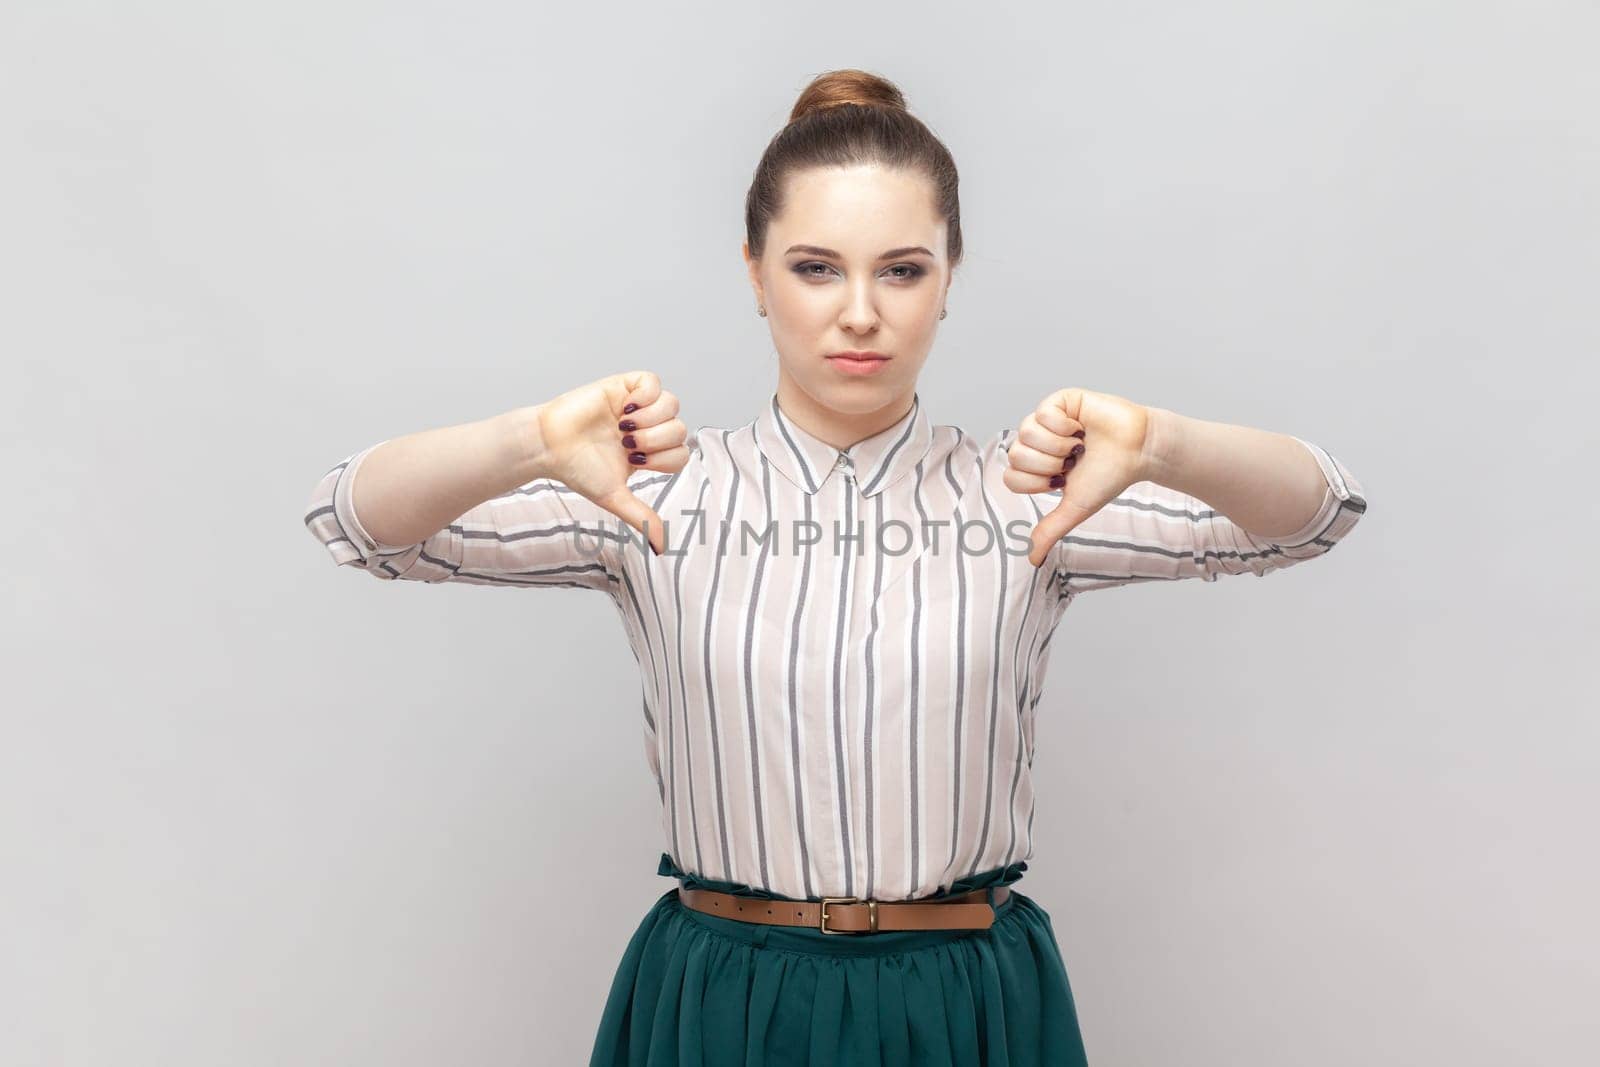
[747,66,963,268]
[789,68,908,124]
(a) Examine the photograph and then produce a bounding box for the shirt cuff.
[332,440,417,561]
[1274,436,1354,548]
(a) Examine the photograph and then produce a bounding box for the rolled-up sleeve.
[1047,435,1367,595]
[302,441,677,593]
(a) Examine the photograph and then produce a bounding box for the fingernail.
[621,434,636,448]
[629,451,647,464]
[1049,473,1065,488]
[623,403,638,414]
[1072,430,1085,440]
[619,419,636,431]
[1071,443,1085,458]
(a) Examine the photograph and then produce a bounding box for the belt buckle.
[819,896,871,934]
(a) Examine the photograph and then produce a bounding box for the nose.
[837,276,879,334]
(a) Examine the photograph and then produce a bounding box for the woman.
[303,69,1366,1066]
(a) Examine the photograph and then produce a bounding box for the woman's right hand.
[524,371,690,556]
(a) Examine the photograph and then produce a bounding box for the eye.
[790,262,926,281]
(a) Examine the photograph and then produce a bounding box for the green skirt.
[588,853,1089,1066]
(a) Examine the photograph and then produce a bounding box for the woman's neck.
[774,374,916,452]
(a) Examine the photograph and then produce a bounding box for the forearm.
[1140,406,1331,541]
[351,405,550,548]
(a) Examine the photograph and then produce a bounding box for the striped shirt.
[304,392,1367,902]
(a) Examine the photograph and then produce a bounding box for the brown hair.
[744,68,963,269]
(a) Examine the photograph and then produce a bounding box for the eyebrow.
[784,244,935,260]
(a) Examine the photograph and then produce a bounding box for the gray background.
[5,1,1595,1064]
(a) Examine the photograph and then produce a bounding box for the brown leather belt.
[677,885,1009,934]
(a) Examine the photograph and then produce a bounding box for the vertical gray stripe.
[941,434,968,882]
[700,428,742,883]
[1004,527,1045,867]
[861,490,886,899]
[615,568,660,733]
[672,480,711,874]
[969,450,1009,877]
[645,693,665,802]
[700,432,739,880]
[908,457,929,897]
[1007,460,1059,867]
[637,513,680,863]
[830,461,856,897]
[789,490,817,899]
[1026,622,1058,765]
[737,436,773,892]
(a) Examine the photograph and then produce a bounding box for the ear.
[743,242,764,304]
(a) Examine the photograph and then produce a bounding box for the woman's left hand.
[1003,387,1156,567]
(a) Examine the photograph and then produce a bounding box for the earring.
[757,303,767,317]
[939,308,947,319]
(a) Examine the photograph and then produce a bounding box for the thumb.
[596,486,668,557]
[1028,501,1088,568]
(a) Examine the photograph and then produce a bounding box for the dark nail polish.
[1049,473,1065,488]
[1070,443,1085,458]
[629,451,647,464]
[1072,430,1085,440]
[619,419,636,432]
[623,403,638,414]
[621,434,636,448]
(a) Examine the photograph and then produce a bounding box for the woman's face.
[745,163,951,426]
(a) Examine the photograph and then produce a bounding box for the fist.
[534,371,690,556]
[1002,387,1153,567]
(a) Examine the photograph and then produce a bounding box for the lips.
[826,351,892,376]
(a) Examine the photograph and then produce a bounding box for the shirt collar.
[752,391,934,497]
